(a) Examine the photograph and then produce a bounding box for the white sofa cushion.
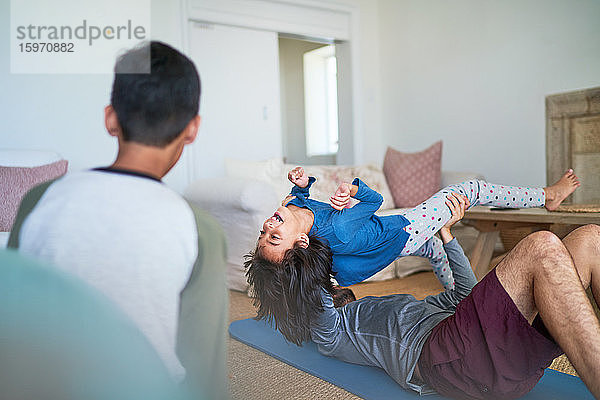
[225,158,290,202]
[185,178,279,291]
[225,158,396,210]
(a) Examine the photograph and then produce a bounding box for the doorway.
[279,36,340,165]
[180,0,358,187]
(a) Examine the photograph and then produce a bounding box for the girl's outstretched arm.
[287,166,316,200]
[332,178,384,224]
[326,179,385,244]
[329,182,358,210]
[288,166,309,188]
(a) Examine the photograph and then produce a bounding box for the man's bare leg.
[562,224,600,307]
[495,228,600,398]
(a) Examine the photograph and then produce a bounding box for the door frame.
[180,0,363,181]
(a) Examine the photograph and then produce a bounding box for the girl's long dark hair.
[245,236,334,346]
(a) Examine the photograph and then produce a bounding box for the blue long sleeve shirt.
[286,177,410,286]
[310,239,478,395]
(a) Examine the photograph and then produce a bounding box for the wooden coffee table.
[462,206,600,279]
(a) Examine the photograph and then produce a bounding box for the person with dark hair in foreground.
[9,41,228,399]
[248,193,600,399]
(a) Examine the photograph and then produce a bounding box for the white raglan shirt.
[19,170,198,380]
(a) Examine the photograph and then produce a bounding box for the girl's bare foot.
[544,169,581,211]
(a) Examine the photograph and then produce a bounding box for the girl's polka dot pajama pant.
[399,180,545,291]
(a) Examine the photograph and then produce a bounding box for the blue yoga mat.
[230,318,593,400]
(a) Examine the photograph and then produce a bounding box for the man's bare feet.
[544,169,581,211]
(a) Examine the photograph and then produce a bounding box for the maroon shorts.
[418,268,563,400]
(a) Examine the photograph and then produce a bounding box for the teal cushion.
[0,249,189,400]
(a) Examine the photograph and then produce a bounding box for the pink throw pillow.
[383,142,442,208]
[0,160,68,231]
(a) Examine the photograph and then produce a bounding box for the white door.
[186,22,282,180]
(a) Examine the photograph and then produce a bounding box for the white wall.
[378,0,600,186]
[0,0,382,191]
[0,0,190,191]
[186,23,282,180]
[345,0,383,166]
[0,0,114,168]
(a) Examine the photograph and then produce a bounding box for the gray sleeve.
[7,180,56,249]
[176,204,229,400]
[310,289,342,346]
[425,238,478,309]
[445,239,478,298]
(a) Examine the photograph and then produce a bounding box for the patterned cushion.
[383,142,442,208]
[289,164,356,206]
[0,160,68,231]
[350,164,395,210]
[284,163,395,210]
[225,157,395,210]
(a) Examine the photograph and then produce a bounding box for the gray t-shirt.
[311,239,478,395]
[9,169,229,399]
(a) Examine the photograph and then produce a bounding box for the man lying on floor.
[247,192,600,399]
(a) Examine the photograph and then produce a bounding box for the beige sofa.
[185,158,485,292]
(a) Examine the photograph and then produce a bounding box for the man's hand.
[439,192,470,244]
[288,166,309,188]
[330,182,352,211]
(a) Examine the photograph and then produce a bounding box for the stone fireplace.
[546,87,600,205]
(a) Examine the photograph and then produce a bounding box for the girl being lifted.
[246,166,579,344]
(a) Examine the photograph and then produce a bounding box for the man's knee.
[564,224,600,260]
[524,231,575,279]
[518,231,572,274]
[522,230,563,252]
[573,224,600,242]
